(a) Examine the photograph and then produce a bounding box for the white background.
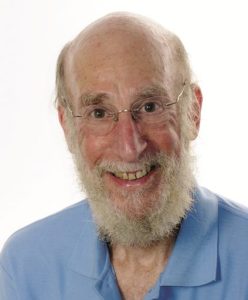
[1,0,248,250]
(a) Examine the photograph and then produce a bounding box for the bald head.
[56,12,192,108]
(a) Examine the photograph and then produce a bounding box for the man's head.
[56,12,202,247]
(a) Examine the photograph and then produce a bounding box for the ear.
[58,104,68,133]
[190,84,203,140]
[57,105,74,153]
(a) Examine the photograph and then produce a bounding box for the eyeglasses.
[66,82,186,136]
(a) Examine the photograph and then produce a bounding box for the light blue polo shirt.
[1,186,248,299]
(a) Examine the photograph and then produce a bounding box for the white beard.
[71,138,195,247]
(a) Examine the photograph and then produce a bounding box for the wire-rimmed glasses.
[66,82,186,136]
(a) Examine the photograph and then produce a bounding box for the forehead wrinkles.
[71,31,165,75]
[73,17,167,60]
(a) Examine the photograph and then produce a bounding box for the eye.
[138,100,163,113]
[85,105,114,120]
[92,108,107,119]
[143,102,157,112]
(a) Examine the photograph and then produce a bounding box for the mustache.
[96,152,173,174]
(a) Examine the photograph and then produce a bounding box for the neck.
[110,234,176,269]
[109,234,177,300]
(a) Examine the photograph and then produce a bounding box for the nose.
[112,112,148,162]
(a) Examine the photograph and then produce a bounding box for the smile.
[111,165,156,181]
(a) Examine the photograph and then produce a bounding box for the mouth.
[111,164,157,181]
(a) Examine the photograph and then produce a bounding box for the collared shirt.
[1,186,248,299]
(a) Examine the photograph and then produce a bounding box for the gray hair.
[55,42,71,108]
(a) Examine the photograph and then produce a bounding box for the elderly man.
[1,12,248,300]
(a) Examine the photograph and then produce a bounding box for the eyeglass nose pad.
[130,108,140,121]
[112,113,119,122]
[131,111,138,121]
[114,109,138,122]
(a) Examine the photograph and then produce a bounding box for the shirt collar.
[159,186,218,287]
[68,204,111,280]
[67,204,122,299]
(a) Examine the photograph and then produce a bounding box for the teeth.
[113,166,153,181]
[123,173,128,180]
[136,169,146,179]
[128,173,136,180]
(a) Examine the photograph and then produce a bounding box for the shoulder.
[197,186,248,245]
[3,200,92,247]
[218,195,248,221]
[196,186,248,221]
[216,193,248,250]
[0,200,93,270]
[199,187,248,283]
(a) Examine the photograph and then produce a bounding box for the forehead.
[64,23,176,103]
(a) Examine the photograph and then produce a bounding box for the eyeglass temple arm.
[63,99,83,118]
[176,81,187,102]
[165,81,187,107]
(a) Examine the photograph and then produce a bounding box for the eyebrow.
[135,85,170,99]
[79,84,170,106]
[79,92,110,106]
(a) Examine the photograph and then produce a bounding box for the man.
[1,12,248,300]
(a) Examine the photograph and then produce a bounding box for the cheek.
[145,113,181,156]
[151,127,181,156]
[77,130,110,169]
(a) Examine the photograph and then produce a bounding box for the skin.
[58,13,202,300]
